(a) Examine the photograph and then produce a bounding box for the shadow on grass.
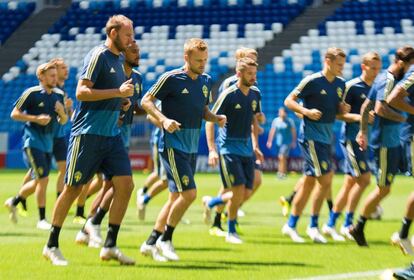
[175,246,233,252]
[0,232,43,237]
[86,262,230,270]
[198,260,321,268]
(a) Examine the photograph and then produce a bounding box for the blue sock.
[344,212,354,227]
[208,196,224,208]
[228,219,237,233]
[327,211,341,227]
[310,215,319,228]
[287,215,299,228]
[143,194,151,204]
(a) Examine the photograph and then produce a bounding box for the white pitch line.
[290,268,401,280]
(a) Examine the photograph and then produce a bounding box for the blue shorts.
[400,140,414,175]
[219,154,254,189]
[65,134,132,187]
[300,140,332,177]
[373,146,401,187]
[53,137,68,162]
[23,147,52,179]
[278,144,290,157]
[160,148,197,193]
[152,143,167,180]
[341,140,370,177]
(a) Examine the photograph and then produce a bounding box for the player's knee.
[182,189,197,203]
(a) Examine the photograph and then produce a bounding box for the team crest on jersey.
[229,174,235,184]
[74,171,82,183]
[361,94,366,99]
[181,88,189,94]
[252,100,257,111]
[181,175,189,186]
[359,161,366,171]
[38,102,45,107]
[202,85,208,98]
[37,167,44,176]
[337,87,343,98]
[321,161,328,171]
[320,89,327,95]
[235,104,242,109]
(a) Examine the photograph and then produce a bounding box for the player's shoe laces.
[100,246,135,265]
[306,227,327,244]
[322,224,345,241]
[209,226,227,237]
[393,262,414,280]
[42,245,68,266]
[156,239,179,261]
[202,196,212,225]
[140,242,168,262]
[282,224,305,243]
[37,219,52,230]
[349,226,368,247]
[75,230,89,245]
[84,218,102,248]
[136,188,146,221]
[73,215,87,225]
[391,232,414,255]
[279,196,290,217]
[4,197,17,223]
[340,225,354,240]
[226,232,243,244]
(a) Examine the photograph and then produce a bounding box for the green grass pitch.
[0,170,412,279]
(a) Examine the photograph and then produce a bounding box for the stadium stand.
[0,1,35,45]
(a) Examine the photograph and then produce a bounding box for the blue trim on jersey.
[164,128,200,154]
[71,110,120,136]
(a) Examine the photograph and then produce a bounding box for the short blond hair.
[235,47,258,60]
[49,57,66,67]
[184,38,208,55]
[362,52,381,65]
[36,62,56,79]
[325,47,346,60]
[105,14,132,36]
[236,57,258,72]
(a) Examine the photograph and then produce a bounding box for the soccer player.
[207,57,262,244]
[282,47,350,243]
[42,15,135,266]
[386,64,414,256]
[203,47,264,235]
[7,58,72,218]
[322,52,381,241]
[140,38,226,261]
[266,107,297,179]
[351,46,414,247]
[5,62,68,229]
[74,40,143,248]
